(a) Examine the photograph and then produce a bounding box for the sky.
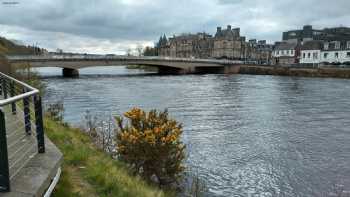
[0,0,349,54]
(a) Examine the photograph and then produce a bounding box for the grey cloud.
[0,0,349,53]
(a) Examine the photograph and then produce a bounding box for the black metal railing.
[0,71,45,192]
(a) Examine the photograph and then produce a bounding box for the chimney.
[227,25,232,30]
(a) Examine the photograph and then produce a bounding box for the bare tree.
[126,48,132,56]
[136,44,143,57]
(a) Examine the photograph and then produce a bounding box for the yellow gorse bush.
[116,108,186,186]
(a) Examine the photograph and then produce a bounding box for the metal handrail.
[0,71,45,192]
[0,72,39,106]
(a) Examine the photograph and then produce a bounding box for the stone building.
[167,33,213,58]
[255,40,274,64]
[157,35,170,57]
[157,25,273,62]
[212,25,245,60]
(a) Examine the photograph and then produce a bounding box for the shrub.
[115,108,186,187]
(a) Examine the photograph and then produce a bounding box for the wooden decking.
[0,104,62,197]
[5,106,37,181]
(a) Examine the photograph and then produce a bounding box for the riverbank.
[44,117,171,197]
[239,65,350,78]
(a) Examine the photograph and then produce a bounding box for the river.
[36,66,350,197]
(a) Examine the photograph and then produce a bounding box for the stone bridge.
[7,55,243,77]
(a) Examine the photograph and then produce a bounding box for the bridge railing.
[7,55,243,65]
[0,71,44,192]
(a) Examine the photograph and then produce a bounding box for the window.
[282,50,285,55]
[277,51,279,55]
[291,50,294,55]
[324,42,329,50]
[335,41,340,50]
[347,52,350,58]
[287,50,289,55]
[347,41,350,49]
[313,52,318,59]
[308,53,311,58]
[303,53,306,58]
[324,53,328,59]
[335,52,339,58]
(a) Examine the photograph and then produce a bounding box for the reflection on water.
[37,66,350,196]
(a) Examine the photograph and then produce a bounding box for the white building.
[300,40,350,64]
[300,41,323,64]
[272,42,298,65]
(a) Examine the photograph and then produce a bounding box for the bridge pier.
[62,68,79,77]
[158,67,189,74]
[223,65,241,74]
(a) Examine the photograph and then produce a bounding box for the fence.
[0,71,44,192]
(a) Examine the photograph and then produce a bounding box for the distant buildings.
[273,25,350,65]
[157,24,350,66]
[157,25,273,64]
[299,40,350,65]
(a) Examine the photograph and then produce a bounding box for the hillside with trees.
[0,36,46,55]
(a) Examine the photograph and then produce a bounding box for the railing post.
[2,79,7,99]
[23,89,31,135]
[10,82,16,115]
[34,95,45,153]
[0,109,10,192]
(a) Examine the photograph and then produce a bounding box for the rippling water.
[37,66,350,197]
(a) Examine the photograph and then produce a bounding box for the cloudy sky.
[0,0,349,54]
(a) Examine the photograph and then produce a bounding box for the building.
[300,40,350,65]
[283,25,350,44]
[321,40,350,64]
[272,42,299,65]
[157,35,170,57]
[255,40,274,64]
[299,40,323,64]
[157,25,273,63]
[167,33,213,58]
[212,25,245,60]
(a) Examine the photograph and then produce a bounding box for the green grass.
[44,117,172,197]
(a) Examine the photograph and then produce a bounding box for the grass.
[44,117,172,197]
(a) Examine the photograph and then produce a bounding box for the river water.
[36,66,350,197]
